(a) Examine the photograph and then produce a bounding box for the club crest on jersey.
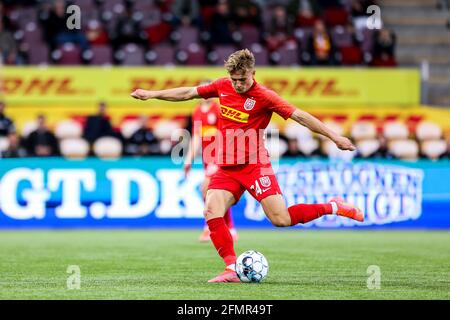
[244,98,256,111]
[259,176,271,188]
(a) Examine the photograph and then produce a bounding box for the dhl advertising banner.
[0,157,449,229]
[1,67,420,106]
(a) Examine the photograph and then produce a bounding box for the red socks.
[223,209,234,229]
[207,217,236,266]
[288,203,333,226]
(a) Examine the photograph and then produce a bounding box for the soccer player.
[184,80,238,242]
[131,49,363,283]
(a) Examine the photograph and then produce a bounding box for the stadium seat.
[340,46,363,65]
[330,26,353,48]
[0,136,10,152]
[284,122,319,156]
[55,120,83,140]
[183,44,207,65]
[19,22,44,46]
[284,122,313,140]
[415,121,443,141]
[210,45,236,66]
[87,45,113,65]
[420,140,448,160]
[383,121,409,141]
[297,138,319,156]
[251,44,269,66]
[9,7,38,29]
[93,137,123,159]
[60,138,90,159]
[238,25,260,48]
[118,44,145,65]
[388,139,419,160]
[120,119,142,139]
[351,121,377,140]
[273,42,299,66]
[356,139,381,158]
[21,121,38,138]
[320,121,344,139]
[27,43,50,65]
[321,139,356,160]
[323,8,349,27]
[174,26,199,50]
[53,43,82,65]
[146,44,175,65]
[153,120,182,140]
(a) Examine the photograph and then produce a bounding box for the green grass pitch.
[0,229,449,300]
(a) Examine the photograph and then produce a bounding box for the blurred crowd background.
[0,0,449,161]
[1,0,397,66]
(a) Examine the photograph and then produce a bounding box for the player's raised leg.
[260,194,363,228]
[204,189,240,283]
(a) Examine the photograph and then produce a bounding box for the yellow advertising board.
[1,67,420,106]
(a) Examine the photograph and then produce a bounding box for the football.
[236,250,269,283]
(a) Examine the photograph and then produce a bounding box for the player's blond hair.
[224,49,255,73]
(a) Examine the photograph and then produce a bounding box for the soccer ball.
[235,250,269,283]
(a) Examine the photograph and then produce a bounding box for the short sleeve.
[265,90,296,120]
[196,78,222,99]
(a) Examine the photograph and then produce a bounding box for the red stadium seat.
[340,46,362,65]
[323,8,349,27]
[88,45,113,65]
[54,43,82,65]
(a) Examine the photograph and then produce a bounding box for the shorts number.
[250,180,262,195]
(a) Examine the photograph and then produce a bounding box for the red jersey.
[197,77,296,166]
[192,101,219,165]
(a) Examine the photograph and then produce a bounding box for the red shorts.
[208,162,282,203]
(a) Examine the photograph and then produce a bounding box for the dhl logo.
[220,105,249,123]
[2,77,85,95]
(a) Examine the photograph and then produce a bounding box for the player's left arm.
[290,109,355,151]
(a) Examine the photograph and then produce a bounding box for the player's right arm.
[130,87,200,101]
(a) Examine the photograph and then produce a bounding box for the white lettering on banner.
[155,170,204,218]
[245,163,424,226]
[106,170,158,218]
[48,170,96,218]
[0,168,50,220]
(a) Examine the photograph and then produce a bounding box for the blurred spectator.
[25,114,59,156]
[172,0,201,27]
[371,28,396,67]
[125,115,160,156]
[266,5,295,51]
[229,0,262,28]
[83,101,118,144]
[305,20,337,65]
[85,20,109,46]
[1,133,27,158]
[111,8,146,50]
[0,18,20,64]
[41,0,90,51]
[287,0,320,27]
[210,0,236,45]
[317,0,342,9]
[0,101,16,137]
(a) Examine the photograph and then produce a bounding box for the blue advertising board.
[0,157,449,229]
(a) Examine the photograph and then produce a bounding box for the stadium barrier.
[2,67,419,106]
[0,157,448,229]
